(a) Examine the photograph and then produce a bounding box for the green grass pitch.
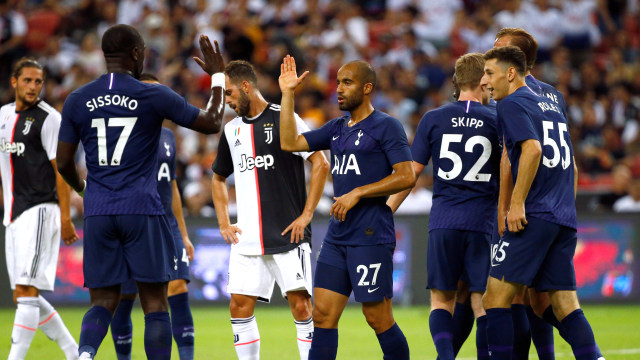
[1,304,639,359]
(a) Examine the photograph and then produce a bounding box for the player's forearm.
[510,140,541,206]
[212,174,232,228]
[195,87,225,134]
[171,180,189,240]
[498,148,513,215]
[387,188,411,214]
[53,163,72,220]
[355,160,416,199]
[279,91,309,152]
[56,141,84,194]
[303,152,330,216]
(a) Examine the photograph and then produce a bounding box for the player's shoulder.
[35,100,60,117]
[223,116,244,133]
[160,126,175,139]
[0,102,16,114]
[266,103,281,112]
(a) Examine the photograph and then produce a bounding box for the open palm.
[279,54,309,92]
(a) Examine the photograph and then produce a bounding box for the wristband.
[211,72,225,90]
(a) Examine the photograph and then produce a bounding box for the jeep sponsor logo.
[0,139,25,156]
[239,154,274,172]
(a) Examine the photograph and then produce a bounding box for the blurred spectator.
[591,164,632,210]
[613,177,640,212]
[0,0,28,87]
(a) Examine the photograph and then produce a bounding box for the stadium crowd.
[2,0,640,217]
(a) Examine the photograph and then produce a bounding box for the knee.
[290,298,312,320]
[312,304,337,328]
[167,280,188,297]
[362,307,393,333]
[230,298,255,318]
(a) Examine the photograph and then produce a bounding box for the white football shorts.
[227,242,312,302]
[5,203,61,291]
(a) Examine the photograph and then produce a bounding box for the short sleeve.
[40,110,61,160]
[168,132,177,181]
[303,118,337,151]
[497,99,539,145]
[293,113,313,160]
[212,129,234,178]
[155,85,200,127]
[380,116,412,166]
[410,113,432,165]
[59,93,80,144]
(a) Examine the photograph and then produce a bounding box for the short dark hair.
[12,57,44,79]
[139,73,159,82]
[225,60,258,86]
[102,24,143,55]
[345,60,376,89]
[453,53,485,90]
[495,28,538,71]
[484,46,527,76]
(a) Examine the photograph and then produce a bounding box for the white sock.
[295,317,313,360]
[8,297,40,360]
[37,295,78,360]
[231,315,260,360]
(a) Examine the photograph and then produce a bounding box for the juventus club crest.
[264,125,273,144]
[22,117,35,135]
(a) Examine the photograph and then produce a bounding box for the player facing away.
[387,53,500,360]
[56,24,225,360]
[481,46,599,360]
[279,55,415,360]
[211,60,329,360]
[109,72,196,360]
[1,58,79,360]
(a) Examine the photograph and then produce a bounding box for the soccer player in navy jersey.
[279,55,414,360]
[212,60,329,360]
[387,53,499,360]
[109,73,196,360]
[56,24,225,360]
[481,45,599,360]
[493,27,604,360]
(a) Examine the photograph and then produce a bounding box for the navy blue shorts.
[171,225,190,282]
[427,229,490,292]
[314,241,395,303]
[83,215,177,288]
[121,279,137,295]
[489,216,577,291]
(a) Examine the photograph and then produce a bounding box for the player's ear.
[363,82,373,95]
[507,67,516,82]
[10,76,17,90]
[241,80,251,94]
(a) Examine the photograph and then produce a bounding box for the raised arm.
[281,151,330,243]
[172,179,193,260]
[56,141,85,196]
[279,55,311,152]
[190,35,225,134]
[507,139,541,233]
[51,158,78,245]
[387,161,425,214]
[331,160,416,222]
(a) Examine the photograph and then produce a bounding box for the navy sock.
[476,315,489,360]
[144,311,172,360]
[561,309,598,360]
[543,306,603,358]
[169,293,195,360]
[377,323,410,360]
[527,305,555,360]
[309,327,338,360]
[486,308,513,360]
[111,299,134,360]
[511,304,531,360]
[79,305,112,357]
[429,309,455,360]
[451,302,474,356]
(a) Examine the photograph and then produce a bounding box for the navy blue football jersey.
[59,73,199,216]
[157,127,178,221]
[412,100,500,234]
[526,75,568,117]
[498,86,577,229]
[303,110,412,246]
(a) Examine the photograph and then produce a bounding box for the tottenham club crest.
[264,126,273,144]
[22,117,35,135]
[164,142,171,156]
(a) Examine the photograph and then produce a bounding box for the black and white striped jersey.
[212,103,313,255]
[0,100,59,226]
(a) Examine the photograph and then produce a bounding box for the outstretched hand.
[279,54,309,93]
[193,35,224,75]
